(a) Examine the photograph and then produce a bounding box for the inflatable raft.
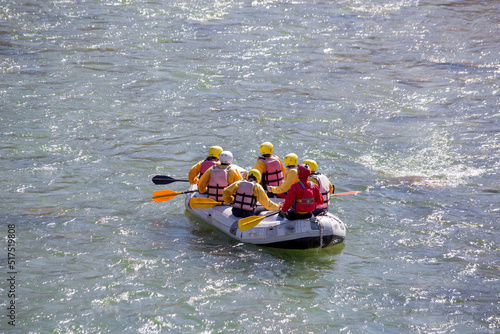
[184,184,346,249]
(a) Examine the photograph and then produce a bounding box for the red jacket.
[281,180,324,214]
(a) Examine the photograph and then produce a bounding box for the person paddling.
[252,142,286,196]
[188,146,223,185]
[303,159,334,216]
[267,153,299,198]
[198,151,243,202]
[223,169,281,218]
[279,164,324,220]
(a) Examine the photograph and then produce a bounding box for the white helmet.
[219,151,233,165]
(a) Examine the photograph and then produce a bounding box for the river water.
[1,0,499,332]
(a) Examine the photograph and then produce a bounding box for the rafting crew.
[303,159,335,216]
[279,164,324,220]
[186,144,335,220]
[252,142,286,196]
[198,151,243,203]
[266,153,299,198]
[188,146,224,185]
[223,169,281,218]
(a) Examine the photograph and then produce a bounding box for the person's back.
[303,159,334,216]
[280,164,324,220]
[252,142,286,189]
[267,153,299,197]
[223,169,280,218]
[199,151,242,202]
[207,164,231,202]
[232,179,257,213]
[188,146,223,184]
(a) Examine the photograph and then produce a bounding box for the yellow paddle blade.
[189,197,222,209]
[238,215,266,232]
[152,190,182,202]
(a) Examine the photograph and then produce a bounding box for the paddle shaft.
[262,211,280,219]
[153,190,197,198]
[238,191,360,231]
[238,211,279,231]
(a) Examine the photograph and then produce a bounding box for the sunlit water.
[1,0,499,332]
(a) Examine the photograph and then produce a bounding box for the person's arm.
[198,168,212,194]
[328,180,334,194]
[223,182,239,204]
[278,158,287,177]
[252,159,266,177]
[254,184,280,211]
[313,184,324,206]
[308,176,319,186]
[269,169,297,194]
[228,167,243,183]
[188,160,203,184]
[281,184,297,212]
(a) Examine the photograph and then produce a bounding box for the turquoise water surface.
[1,0,499,332]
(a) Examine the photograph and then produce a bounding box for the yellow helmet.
[259,142,273,155]
[208,146,223,159]
[247,169,262,184]
[284,153,298,167]
[303,159,317,172]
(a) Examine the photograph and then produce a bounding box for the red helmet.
[297,164,311,180]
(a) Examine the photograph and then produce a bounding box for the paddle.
[152,190,198,203]
[152,175,190,185]
[333,191,361,197]
[189,197,223,209]
[238,212,279,232]
[238,191,361,231]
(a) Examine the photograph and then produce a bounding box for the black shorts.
[281,210,312,220]
[231,207,255,218]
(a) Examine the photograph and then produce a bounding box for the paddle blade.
[152,175,189,185]
[238,216,266,231]
[189,197,222,209]
[152,190,181,202]
[333,191,361,197]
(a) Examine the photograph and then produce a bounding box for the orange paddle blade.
[333,191,361,197]
[152,190,182,202]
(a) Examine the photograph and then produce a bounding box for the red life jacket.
[310,173,330,209]
[207,166,230,202]
[200,159,218,177]
[258,155,284,187]
[292,181,316,214]
[232,180,257,211]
